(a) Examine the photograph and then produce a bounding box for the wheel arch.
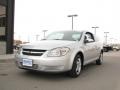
[70,51,84,68]
[76,51,84,67]
[69,50,85,70]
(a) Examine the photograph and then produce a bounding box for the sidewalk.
[0,54,15,60]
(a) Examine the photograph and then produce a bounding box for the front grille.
[22,49,46,56]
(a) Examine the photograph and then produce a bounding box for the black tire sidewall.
[96,53,103,65]
[68,54,82,77]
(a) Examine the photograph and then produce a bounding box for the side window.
[85,32,95,43]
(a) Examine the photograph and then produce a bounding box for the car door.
[83,32,97,63]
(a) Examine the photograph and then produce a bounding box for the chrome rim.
[76,57,81,75]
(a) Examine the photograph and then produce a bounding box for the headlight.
[47,47,70,57]
[17,46,22,54]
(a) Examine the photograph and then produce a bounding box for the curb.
[0,59,14,63]
[0,54,15,62]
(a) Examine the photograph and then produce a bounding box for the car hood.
[22,40,76,50]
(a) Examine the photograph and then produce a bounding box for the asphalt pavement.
[0,51,120,90]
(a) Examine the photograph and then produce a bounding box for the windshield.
[45,31,82,41]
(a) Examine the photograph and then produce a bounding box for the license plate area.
[22,59,33,67]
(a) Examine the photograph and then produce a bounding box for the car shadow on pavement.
[19,70,72,81]
[17,62,101,81]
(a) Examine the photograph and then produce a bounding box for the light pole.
[104,32,109,44]
[92,26,99,35]
[43,30,48,39]
[68,14,78,30]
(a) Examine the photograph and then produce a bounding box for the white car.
[15,31,103,77]
[113,46,120,51]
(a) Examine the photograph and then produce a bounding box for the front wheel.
[96,52,103,65]
[68,54,82,78]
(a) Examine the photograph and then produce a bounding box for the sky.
[14,0,120,44]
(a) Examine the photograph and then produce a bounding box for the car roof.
[52,30,89,33]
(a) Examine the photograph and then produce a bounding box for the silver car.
[15,31,103,77]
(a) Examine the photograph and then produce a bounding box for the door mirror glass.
[84,36,89,43]
[84,34,94,44]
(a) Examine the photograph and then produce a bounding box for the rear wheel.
[96,52,103,65]
[68,54,82,78]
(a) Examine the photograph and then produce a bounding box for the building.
[0,0,14,54]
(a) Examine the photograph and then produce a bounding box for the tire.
[68,54,82,78]
[96,52,103,65]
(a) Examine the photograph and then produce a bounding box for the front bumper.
[15,54,71,72]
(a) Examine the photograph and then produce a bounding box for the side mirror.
[84,39,89,44]
[84,36,89,44]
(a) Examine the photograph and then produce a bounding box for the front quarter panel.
[67,42,85,70]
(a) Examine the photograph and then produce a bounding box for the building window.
[0,5,6,41]
[0,16,6,27]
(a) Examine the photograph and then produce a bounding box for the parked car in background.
[103,44,113,52]
[113,46,120,51]
[15,31,103,78]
